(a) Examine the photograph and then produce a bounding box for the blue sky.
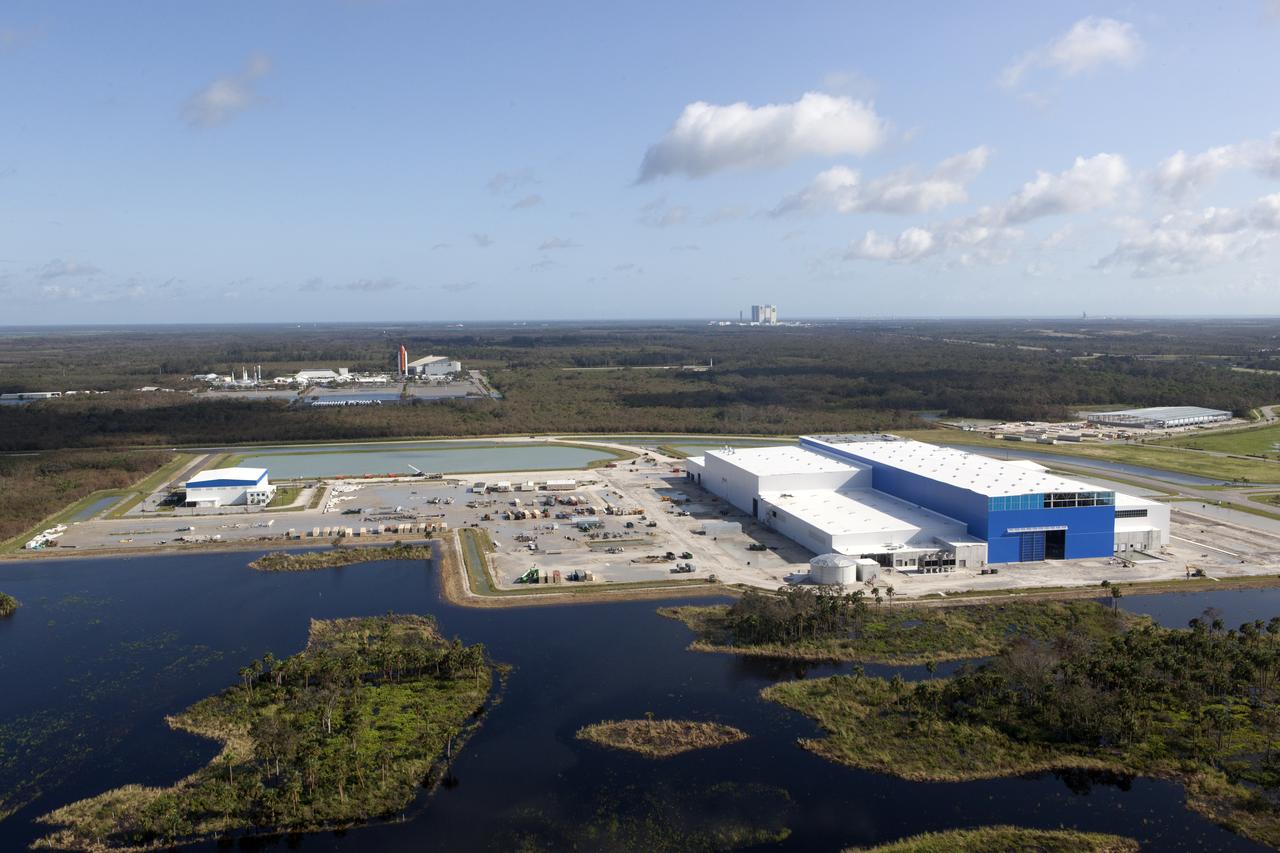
[2,1,1280,323]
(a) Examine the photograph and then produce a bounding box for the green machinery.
[516,565,540,584]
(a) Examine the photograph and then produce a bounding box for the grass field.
[902,429,1280,483]
[1161,422,1280,460]
[845,825,1139,852]
[576,719,748,757]
[265,485,301,508]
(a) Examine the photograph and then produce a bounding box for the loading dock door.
[1019,531,1045,562]
[752,498,758,519]
[1045,529,1066,560]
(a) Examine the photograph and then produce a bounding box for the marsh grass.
[576,719,748,757]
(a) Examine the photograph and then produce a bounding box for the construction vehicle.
[515,566,540,584]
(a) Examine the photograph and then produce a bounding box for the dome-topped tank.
[809,553,857,585]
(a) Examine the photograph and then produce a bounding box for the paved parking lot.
[33,441,1280,599]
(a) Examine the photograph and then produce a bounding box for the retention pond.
[0,555,1274,851]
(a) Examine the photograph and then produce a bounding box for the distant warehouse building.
[1087,406,1231,429]
[683,435,1169,567]
[407,355,461,377]
[185,467,276,508]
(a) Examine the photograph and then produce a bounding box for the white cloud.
[345,277,399,292]
[638,92,888,181]
[846,227,938,261]
[538,237,578,250]
[639,197,689,227]
[1001,17,1142,89]
[774,146,990,216]
[487,169,537,195]
[844,153,1122,265]
[702,205,749,225]
[182,55,272,128]
[1096,194,1280,277]
[38,259,102,280]
[1001,153,1129,223]
[1149,132,1280,198]
[511,193,543,210]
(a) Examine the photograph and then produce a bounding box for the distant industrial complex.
[1086,406,1232,430]
[685,435,1169,568]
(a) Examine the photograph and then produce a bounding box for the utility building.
[684,435,1170,567]
[184,467,276,507]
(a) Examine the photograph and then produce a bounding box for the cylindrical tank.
[809,553,858,585]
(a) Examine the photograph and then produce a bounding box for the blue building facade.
[799,437,1116,564]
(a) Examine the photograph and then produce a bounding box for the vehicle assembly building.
[1086,406,1232,429]
[683,435,1169,567]
[184,467,276,507]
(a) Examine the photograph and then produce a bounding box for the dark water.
[0,556,1274,852]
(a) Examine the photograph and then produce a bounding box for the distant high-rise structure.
[749,304,778,325]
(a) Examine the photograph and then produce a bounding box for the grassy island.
[661,587,1133,664]
[846,825,1138,852]
[248,542,433,572]
[35,614,494,851]
[764,613,1280,848]
[0,592,18,617]
[576,719,749,757]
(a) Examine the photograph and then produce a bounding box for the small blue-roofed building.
[184,466,276,507]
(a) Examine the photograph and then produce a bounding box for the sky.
[2,1,1280,324]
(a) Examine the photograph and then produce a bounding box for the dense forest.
[765,606,1280,847]
[0,449,174,542]
[2,319,1278,451]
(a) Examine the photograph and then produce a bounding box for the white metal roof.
[1090,406,1231,421]
[187,466,268,486]
[703,445,864,477]
[408,355,454,366]
[803,436,1106,498]
[762,487,982,543]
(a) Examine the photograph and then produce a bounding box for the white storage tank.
[855,558,880,582]
[809,553,858,585]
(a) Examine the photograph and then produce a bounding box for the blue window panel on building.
[1019,532,1045,561]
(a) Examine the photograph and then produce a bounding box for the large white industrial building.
[185,467,276,507]
[683,436,1170,569]
[407,355,462,377]
[1087,406,1232,429]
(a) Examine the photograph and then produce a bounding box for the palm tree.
[1110,584,1123,613]
[886,585,896,612]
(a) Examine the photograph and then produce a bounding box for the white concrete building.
[407,355,461,377]
[185,467,276,507]
[294,369,349,385]
[1113,492,1172,552]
